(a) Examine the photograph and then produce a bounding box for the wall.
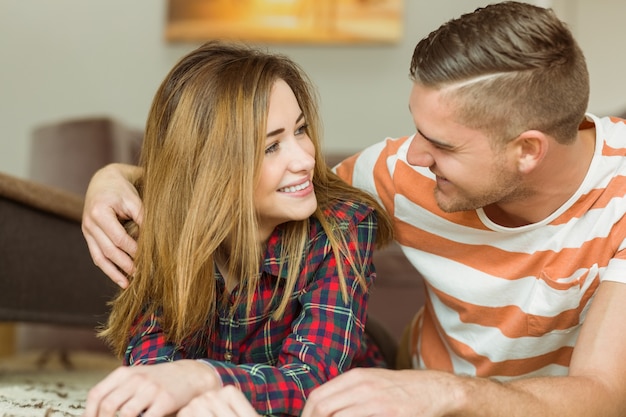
[1,0,625,180]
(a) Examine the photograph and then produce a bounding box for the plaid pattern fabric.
[124,199,385,416]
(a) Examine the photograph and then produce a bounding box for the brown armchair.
[0,172,119,350]
[2,116,141,354]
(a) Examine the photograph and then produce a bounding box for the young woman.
[83,41,393,417]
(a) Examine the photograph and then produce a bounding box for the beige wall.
[1,0,624,180]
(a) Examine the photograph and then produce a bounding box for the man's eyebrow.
[266,113,305,138]
[408,103,454,150]
[416,128,455,150]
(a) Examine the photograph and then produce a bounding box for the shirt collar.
[262,224,303,280]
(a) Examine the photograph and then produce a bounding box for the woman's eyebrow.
[266,113,305,138]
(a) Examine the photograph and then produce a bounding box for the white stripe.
[427,288,579,363]
[403,245,598,314]
[596,114,626,149]
[350,139,391,198]
[493,364,569,381]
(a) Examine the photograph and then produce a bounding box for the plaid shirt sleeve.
[200,202,379,416]
[123,309,187,365]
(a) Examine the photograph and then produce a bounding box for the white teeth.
[279,180,310,193]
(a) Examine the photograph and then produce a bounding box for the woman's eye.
[295,123,308,136]
[265,142,279,154]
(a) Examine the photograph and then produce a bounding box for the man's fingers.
[83,211,136,278]
[302,370,365,417]
[81,163,143,286]
[98,225,136,275]
[88,203,139,259]
[83,232,131,288]
[120,193,143,227]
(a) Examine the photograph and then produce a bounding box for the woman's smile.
[278,179,313,195]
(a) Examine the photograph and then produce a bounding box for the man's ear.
[511,130,547,174]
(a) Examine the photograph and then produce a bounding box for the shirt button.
[224,351,233,361]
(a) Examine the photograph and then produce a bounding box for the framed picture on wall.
[166,0,404,44]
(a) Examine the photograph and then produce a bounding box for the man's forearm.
[446,373,621,417]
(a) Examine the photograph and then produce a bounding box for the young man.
[82,2,626,416]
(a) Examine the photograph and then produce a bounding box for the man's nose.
[406,136,434,167]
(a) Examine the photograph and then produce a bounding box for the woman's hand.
[83,360,221,417]
[179,385,260,417]
[81,163,143,288]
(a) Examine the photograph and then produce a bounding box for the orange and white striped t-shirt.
[336,114,626,380]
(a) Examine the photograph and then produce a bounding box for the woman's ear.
[511,130,548,174]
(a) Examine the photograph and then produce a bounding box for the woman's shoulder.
[303,199,378,261]
[317,198,377,230]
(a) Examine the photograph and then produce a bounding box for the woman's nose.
[406,136,434,167]
[288,142,315,172]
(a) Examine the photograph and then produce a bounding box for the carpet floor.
[0,350,120,417]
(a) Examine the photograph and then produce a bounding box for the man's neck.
[484,126,596,228]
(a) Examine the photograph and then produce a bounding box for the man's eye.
[432,143,446,150]
[295,123,308,136]
[265,142,279,154]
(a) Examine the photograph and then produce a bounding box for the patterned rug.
[0,350,120,417]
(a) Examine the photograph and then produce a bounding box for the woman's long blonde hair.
[101,41,393,357]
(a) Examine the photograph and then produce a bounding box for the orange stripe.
[446,336,573,377]
[552,174,626,225]
[370,137,413,217]
[372,152,397,216]
[394,216,620,284]
[334,153,359,187]
[382,136,412,157]
[418,298,575,377]
[416,299,454,372]
[602,141,626,157]
[428,274,599,338]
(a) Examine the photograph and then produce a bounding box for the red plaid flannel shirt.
[124,199,385,416]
